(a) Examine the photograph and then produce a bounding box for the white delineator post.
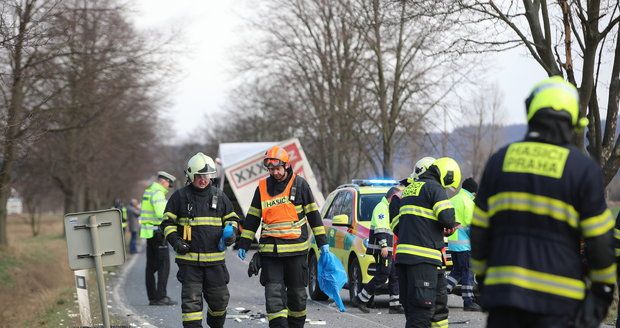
[74,269,92,327]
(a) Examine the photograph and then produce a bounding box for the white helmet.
[185,152,217,182]
[411,156,436,180]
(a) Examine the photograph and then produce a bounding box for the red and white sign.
[223,138,324,216]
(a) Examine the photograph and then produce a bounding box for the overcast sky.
[132,1,548,142]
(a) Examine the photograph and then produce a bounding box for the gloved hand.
[218,223,236,251]
[238,248,247,260]
[225,226,237,247]
[248,252,262,277]
[573,283,615,328]
[174,240,190,255]
[320,244,330,254]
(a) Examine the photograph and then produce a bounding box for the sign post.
[64,209,125,328]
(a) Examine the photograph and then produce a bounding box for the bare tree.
[457,0,620,185]
[0,0,64,246]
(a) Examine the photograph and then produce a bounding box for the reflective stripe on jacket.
[259,174,301,239]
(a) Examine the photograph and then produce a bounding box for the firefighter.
[391,157,460,328]
[446,177,481,311]
[356,186,405,314]
[236,146,328,328]
[161,152,239,328]
[389,157,436,222]
[139,171,177,306]
[471,76,616,327]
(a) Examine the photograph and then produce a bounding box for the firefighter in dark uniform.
[391,157,460,328]
[471,76,616,327]
[356,186,404,314]
[236,146,328,328]
[161,152,240,328]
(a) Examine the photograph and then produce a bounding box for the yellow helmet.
[185,152,216,182]
[432,157,461,189]
[525,76,581,126]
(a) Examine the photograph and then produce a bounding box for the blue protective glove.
[238,248,247,260]
[320,244,330,254]
[218,223,235,251]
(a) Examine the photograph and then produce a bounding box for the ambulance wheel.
[308,252,328,301]
[348,258,363,305]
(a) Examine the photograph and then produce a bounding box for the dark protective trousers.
[487,308,572,328]
[145,233,170,302]
[446,251,476,306]
[397,263,448,328]
[357,256,400,306]
[260,255,308,328]
[176,264,230,328]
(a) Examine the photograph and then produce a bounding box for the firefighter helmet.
[263,146,289,168]
[525,76,585,127]
[411,156,436,180]
[185,152,216,182]
[432,157,461,189]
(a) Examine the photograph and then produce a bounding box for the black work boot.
[463,302,482,312]
[389,305,405,314]
[355,296,370,313]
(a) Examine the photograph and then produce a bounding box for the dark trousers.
[177,264,230,328]
[260,255,308,328]
[487,307,572,328]
[145,234,170,302]
[397,263,441,328]
[129,231,138,254]
[358,256,399,306]
[446,251,475,305]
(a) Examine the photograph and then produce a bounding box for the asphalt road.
[111,244,488,327]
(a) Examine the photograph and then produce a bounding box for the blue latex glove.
[218,223,235,251]
[238,248,247,260]
[320,244,330,254]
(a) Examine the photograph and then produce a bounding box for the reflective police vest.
[259,173,307,239]
[139,182,168,239]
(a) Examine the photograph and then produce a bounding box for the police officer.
[236,146,328,328]
[471,76,616,327]
[161,152,239,328]
[139,171,177,306]
[355,186,404,314]
[446,177,481,311]
[391,157,460,328]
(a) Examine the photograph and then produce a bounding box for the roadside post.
[64,209,126,328]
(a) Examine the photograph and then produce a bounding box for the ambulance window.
[339,191,353,218]
[324,191,346,220]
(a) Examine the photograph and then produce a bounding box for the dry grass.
[0,214,75,328]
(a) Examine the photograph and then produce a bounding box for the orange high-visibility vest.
[259,174,304,239]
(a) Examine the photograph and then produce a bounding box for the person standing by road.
[355,186,405,314]
[161,152,239,328]
[471,76,616,327]
[236,145,329,328]
[139,171,177,306]
[391,157,460,328]
[446,177,481,311]
[126,198,141,254]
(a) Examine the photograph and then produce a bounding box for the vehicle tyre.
[348,257,363,305]
[308,252,328,301]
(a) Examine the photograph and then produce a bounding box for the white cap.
[157,171,177,183]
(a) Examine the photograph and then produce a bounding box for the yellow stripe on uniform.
[589,263,616,284]
[431,319,449,328]
[287,309,307,317]
[312,226,326,236]
[432,200,453,217]
[259,241,309,253]
[581,209,614,238]
[487,192,579,228]
[396,244,441,262]
[241,229,256,240]
[399,205,436,221]
[485,266,585,300]
[182,311,202,322]
[267,309,288,321]
[164,211,177,220]
[614,228,620,240]
[304,203,319,213]
[176,251,225,262]
[472,207,489,228]
[207,307,227,317]
[163,226,177,237]
[248,206,261,217]
[224,212,239,220]
[471,258,487,275]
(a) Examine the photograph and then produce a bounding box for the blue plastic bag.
[317,251,347,312]
[217,223,234,251]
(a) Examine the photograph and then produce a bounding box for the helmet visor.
[263,158,285,168]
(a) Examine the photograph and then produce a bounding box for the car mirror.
[332,214,351,227]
